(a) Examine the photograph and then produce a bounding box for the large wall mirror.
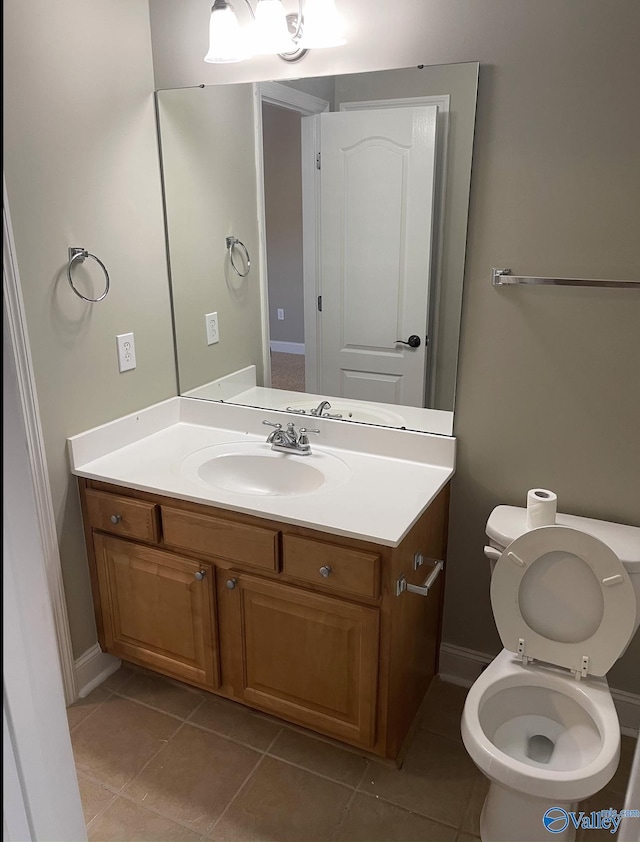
[156,62,478,435]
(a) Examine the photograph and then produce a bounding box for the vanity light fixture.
[204,0,346,64]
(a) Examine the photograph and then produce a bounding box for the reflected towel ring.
[67,247,110,302]
[226,236,251,278]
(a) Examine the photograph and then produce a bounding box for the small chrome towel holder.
[226,236,251,278]
[67,248,110,302]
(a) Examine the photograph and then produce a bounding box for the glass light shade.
[297,0,346,48]
[204,1,250,63]
[252,0,295,54]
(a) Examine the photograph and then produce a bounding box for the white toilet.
[461,505,640,842]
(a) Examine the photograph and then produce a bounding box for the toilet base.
[480,780,578,842]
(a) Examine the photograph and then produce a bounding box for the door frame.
[254,82,329,393]
[3,177,77,705]
[3,176,87,839]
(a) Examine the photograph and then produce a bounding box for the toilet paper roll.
[525,488,557,530]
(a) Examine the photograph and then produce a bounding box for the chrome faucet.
[310,400,343,419]
[310,400,331,416]
[262,421,320,455]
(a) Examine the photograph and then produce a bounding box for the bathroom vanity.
[69,397,455,761]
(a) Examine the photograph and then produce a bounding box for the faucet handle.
[298,428,320,449]
[262,420,282,429]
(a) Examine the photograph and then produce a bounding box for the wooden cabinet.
[217,571,379,747]
[92,534,218,689]
[79,477,449,761]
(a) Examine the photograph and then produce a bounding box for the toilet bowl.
[461,507,640,842]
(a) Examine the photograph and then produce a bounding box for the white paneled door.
[316,106,437,406]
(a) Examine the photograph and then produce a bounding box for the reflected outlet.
[206,312,219,345]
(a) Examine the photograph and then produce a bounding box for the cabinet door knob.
[110,514,122,524]
[194,570,206,581]
[319,566,333,578]
[226,578,238,590]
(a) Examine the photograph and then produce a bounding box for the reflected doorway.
[261,101,307,393]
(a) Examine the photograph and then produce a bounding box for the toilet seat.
[491,526,636,677]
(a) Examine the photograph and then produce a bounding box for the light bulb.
[298,0,346,49]
[252,0,295,54]
[204,0,251,63]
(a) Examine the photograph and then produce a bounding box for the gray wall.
[158,85,264,392]
[4,0,177,658]
[150,0,640,692]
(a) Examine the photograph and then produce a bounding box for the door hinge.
[317,295,322,312]
[316,152,321,170]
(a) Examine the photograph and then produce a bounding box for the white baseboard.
[439,642,639,737]
[270,341,305,355]
[74,643,121,699]
[438,642,491,687]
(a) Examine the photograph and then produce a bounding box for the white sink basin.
[281,399,406,427]
[180,441,351,497]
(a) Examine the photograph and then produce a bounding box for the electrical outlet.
[205,312,219,345]
[116,333,136,372]
[277,308,285,320]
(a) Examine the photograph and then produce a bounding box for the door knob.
[110,514,122,524]
[194,570,206,581]
[395,335,421,348]
[226,578,238,590]
[319,566,333,578]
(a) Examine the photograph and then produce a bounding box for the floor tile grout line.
[82,721,265,838]
[358,789,465,835]
[114,719,187,797]
[262,750,363,791]
[108,786,227,837]
[183,693,208,723]
[67,688,116,733]
[459,775,485,835]
[349,786,464,832]
[262,726,284,755]
[82,788,119,834]
[328,767,370,842]
[176,716,280,754]
[109,688,204,724]
[205,753,268,838]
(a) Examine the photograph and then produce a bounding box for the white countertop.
[68,397,455,547]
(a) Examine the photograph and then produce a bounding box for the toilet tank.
[484,506,640,638]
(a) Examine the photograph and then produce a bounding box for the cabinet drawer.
[161,506,279,571]
[283,535,380,599]
[85,489,159,543]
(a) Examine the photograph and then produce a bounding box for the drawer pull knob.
[110,514,122,524]
[226,578,238,590]
[319,565,333,578]
[194,570,206,581]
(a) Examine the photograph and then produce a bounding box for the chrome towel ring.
[226,236,251,278]
[67,248,110,302]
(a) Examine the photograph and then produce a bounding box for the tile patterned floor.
[68,666,635,841]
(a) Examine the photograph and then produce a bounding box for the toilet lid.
[491,526,636,676]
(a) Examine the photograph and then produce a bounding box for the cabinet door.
[220,573,379,747]
[94,534,218,689]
